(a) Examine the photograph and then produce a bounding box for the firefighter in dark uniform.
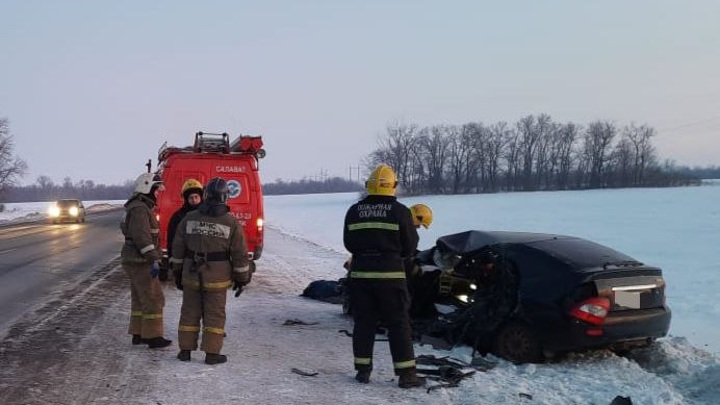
[120,172,172,349]
[171,177,250,365]
[165,178,203,284]
[343,164,425,388]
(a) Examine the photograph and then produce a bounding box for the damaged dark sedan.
[409,230,671,364]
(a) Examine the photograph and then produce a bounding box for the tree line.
[365,115,701,195]
[263,177,362,195]
[1,113,715,204]
[2,176,135,204]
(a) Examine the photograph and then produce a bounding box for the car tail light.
[570,297,610,326]
[656,278,667,306]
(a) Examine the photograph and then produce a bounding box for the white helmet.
[134,173,163,194]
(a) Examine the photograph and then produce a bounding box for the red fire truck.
[155,131,266,273]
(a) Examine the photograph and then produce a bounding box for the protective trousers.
[349,279,416,375]
[124,263,166,339]
[177,265,231,354]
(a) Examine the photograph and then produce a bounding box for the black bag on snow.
[301,280,345,304]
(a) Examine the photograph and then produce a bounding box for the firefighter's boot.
[205,353,227,365]
[355,370,371,384]
[177,350,191,362]
[398,370,426,389]
[147,337,172,349]
[132,335,149,345]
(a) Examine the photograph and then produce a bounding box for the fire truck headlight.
[48,206,60,217]
[69,207,79,216]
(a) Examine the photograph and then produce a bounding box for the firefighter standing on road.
[171,177,250,365]
[343,164,426,389]
[121,172,172,349]
[165,178,204,284]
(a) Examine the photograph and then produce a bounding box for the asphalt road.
[0,208,125,337]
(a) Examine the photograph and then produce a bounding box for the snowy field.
[2,183,720,404]
[265,180,720,356]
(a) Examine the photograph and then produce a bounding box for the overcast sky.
[1,1,719,186]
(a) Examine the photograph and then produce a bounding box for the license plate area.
[612,284,661,310]
[614,290,641,309]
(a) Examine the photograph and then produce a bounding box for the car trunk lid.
[591,272,666,311]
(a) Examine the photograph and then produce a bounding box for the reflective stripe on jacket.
[120,194,161,265]
[343,195,418,278]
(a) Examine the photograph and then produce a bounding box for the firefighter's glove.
[150,262,160,278]
[173,265,183,290]
[232,281,245,297]
[232,265,251,298]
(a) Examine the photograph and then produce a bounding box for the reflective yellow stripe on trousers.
[394,359,416,369]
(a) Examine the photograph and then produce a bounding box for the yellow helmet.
[365,164,397,196]
[181,178,203,198]
[410,203,433,229]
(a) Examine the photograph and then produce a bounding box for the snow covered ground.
[2,182,720,404]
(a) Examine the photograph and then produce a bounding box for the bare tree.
[62,176,73,190]
[516,114,553,190]
[582,120,617,188]
[533,116,557,190]
[461,123,484,193]
[446,125,473,194]
[609,137,634,187]
[37,175,54,189]
[503,127,522,191]
[0,117,28,199]
[417,125,450,194]
[485,122,510,192]
[624,123,657,186]
[369,122,419,191]
[556,122,579,189]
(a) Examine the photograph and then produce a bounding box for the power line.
[657,116,720,133]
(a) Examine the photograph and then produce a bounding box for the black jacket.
[343,195,419,276]
[167,203,199,259]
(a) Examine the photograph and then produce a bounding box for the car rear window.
[529,237,636,270]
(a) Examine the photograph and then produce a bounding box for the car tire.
[493,321,543,364]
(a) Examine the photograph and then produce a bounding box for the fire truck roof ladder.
[194,131,230,153]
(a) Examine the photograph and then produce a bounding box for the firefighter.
[409,203,433,230]
[166,178,204,285]
[171,177,250,365]
[406,203,433,275]
[120,172,172,349]
[406,203,436,319]
[343,164,425,388]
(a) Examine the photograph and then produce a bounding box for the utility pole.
[349,165,362,183]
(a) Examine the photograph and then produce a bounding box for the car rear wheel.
[493,321,543,364]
